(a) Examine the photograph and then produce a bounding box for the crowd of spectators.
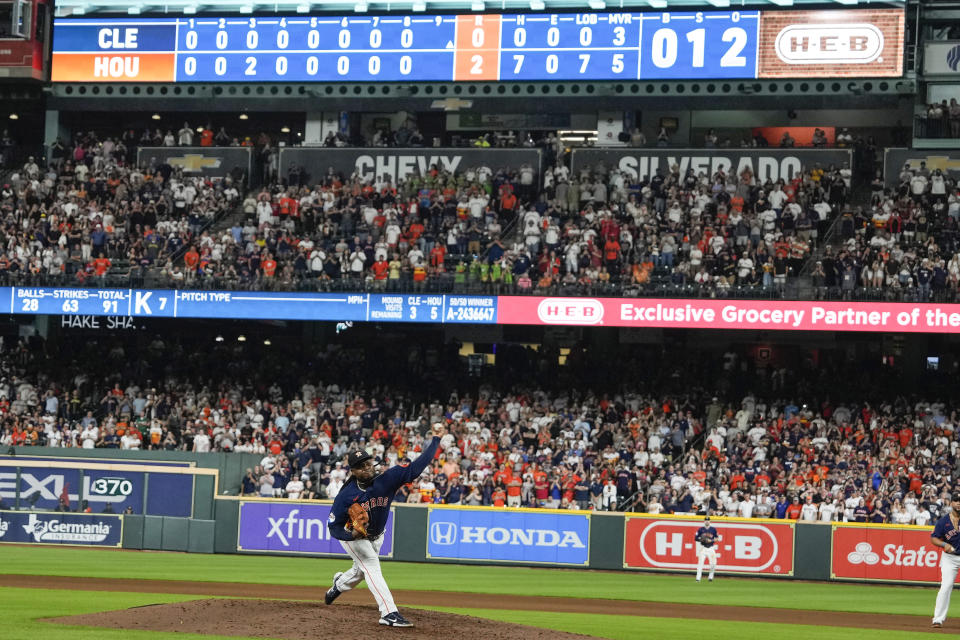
[156,156,850,296]
[915,99,960,139]
[11,122,960,301]
[0,130,242,285]
[814,160,960,301]
[1,328,957,526]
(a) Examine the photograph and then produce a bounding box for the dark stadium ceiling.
[54,0,906,16]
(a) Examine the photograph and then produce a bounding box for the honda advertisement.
[0,511,122,547]
[570,148,852,184]
[0,462,194,516]
[831,524,946,583]
[237,502,394,556]
[278,148,541,185]
[426,507,590,565]
[623,516,795,575]
[136,146,252,179]
[497,296,960,334]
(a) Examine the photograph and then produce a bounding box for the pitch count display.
[56,11,759,82]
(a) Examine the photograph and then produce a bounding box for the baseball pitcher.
[325,423,451,627]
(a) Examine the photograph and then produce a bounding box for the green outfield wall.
[0,449,937,585]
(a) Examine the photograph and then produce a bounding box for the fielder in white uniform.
[931,495,960,628]
[695,515,720,583]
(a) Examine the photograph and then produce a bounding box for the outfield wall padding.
[395,503,428,563]
[589,513,625,571]
[161,516,190,552]
[143,515,164,550]
[122,514,144,549]
[794,522,832,581]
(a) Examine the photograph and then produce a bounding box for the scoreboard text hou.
[51,8,904,83]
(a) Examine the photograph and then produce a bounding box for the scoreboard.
[51,8,904,83]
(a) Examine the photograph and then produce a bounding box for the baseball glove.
[347,502,369,537]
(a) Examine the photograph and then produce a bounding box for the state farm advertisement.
[623,516,795,576]
[496,297,960,334]
[832,525,947,583]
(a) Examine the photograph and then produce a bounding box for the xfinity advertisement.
[237,502,394,557]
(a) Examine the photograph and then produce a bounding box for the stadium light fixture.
[215,335,224,342]
[237,335,247,342]
[529,0,544,8]
[151,113,161,120]
[281,126,291,133]
[263,338,272,346]
[8,114,18,120]
[239,113,249,120]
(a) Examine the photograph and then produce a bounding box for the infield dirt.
[1,574,952,636]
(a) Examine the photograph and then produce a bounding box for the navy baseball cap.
[347,450,373,468]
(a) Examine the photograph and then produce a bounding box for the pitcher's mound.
[49,598,602,640]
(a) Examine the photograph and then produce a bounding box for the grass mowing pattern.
[0,587,272,640]
[0,546,944,617]
[421,607,943,640]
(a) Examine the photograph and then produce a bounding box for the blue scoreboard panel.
[52,11,761,82]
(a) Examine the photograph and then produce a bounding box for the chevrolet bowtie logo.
[168,154,223,172]
[430,98,473,111]
[905,156,960,172]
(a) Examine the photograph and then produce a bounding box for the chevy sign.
[426,508,590,565]
[237,502,394,557]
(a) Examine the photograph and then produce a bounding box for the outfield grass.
[425,607,943,640]
[0,546,948,618]
[0,587,270,640]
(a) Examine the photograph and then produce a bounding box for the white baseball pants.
[335,536,397,617]
[934,551,960,624]
[697,546,717,581]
